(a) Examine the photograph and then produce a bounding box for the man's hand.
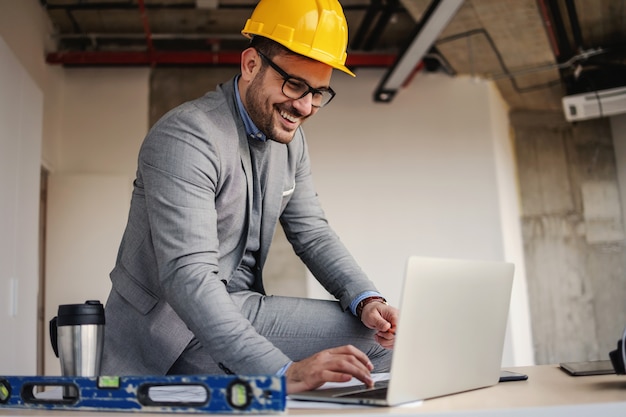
[361,302,398,349]
[284,345,374,394]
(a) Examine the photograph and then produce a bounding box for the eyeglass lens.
[258,51,335,107]
[282,79,334,107]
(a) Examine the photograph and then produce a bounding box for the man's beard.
[245,74,305,144]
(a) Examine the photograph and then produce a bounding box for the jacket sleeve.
[279,130,379,311]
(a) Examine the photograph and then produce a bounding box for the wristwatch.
[356,296,387,318]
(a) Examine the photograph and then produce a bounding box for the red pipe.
[536,0,560,58]
[50,2,398,70]
[46,51,398,68]
[348,53,397,67]
[137,0,155,65]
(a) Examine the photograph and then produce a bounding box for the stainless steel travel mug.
[49,300,105,377]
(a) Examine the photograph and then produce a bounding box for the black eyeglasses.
[257,51,336,108]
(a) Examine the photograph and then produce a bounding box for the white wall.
[0,37,43,374]
[307,70,503,300]
[0,0,63,171]
[43,68,149,375]
[55,68,149,174]
[304,69,533,366]
[0,0,52,88]
[44,174,133,375]
[488,83,534,366]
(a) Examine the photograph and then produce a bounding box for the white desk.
[287,365,626,416]
[1,366,625,416]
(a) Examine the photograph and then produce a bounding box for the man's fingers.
[285,345,375,394]
[329,345,374,370]
[361,303,399,349]
[321,346,375,385]
[374,332,395,349]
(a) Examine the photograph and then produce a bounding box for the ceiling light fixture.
[373,0,464,103]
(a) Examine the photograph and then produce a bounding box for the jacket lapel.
[224,78,287,292]
[257,141,287,278]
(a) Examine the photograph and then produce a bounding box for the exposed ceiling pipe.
[41,1,371,12]
[437,27,564,94]
[45,50,398,67]
[137,0,156,65]
[40,1,250,11]
[351,0,383,50]
[564,0,584,51]
[543,0,573,63]
[54,33,245,42]
[45,1,399,68]
[536,0,561,58]
[43,1,391,51]
[362,0,400,51]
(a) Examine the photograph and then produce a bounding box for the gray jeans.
[168,291,392,375]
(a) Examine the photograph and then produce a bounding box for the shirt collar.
[234,75,267,142]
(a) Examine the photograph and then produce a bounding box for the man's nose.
[292,92,314,115]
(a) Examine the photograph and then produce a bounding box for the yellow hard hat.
[241,0,355,77]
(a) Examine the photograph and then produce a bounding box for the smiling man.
[101,0,398,394]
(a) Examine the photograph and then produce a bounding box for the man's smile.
[280,109,299,124]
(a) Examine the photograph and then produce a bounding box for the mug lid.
[57,300,105,326]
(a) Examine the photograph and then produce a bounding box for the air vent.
[562,86,626,122]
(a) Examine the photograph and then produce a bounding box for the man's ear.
[240,48,260,81]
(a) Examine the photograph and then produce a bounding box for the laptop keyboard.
[335,380,389,400]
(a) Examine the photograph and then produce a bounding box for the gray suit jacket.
[103,77,377,375]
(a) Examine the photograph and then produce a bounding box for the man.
[101,0,398,394]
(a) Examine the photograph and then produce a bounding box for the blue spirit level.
[0,374,285,414]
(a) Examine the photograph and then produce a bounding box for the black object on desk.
[559,360,616,376]
[499,370,528,382]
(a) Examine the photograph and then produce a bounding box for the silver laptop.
[290,256,514,406]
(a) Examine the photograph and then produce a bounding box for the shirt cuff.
[350,291,382,316]
[276,361,293,377]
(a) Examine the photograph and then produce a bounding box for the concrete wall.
[612,114,626,241]
[512,111,626,364]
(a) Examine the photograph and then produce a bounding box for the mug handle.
[49,317,59,358]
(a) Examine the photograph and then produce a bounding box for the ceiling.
[41,0,626,111]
